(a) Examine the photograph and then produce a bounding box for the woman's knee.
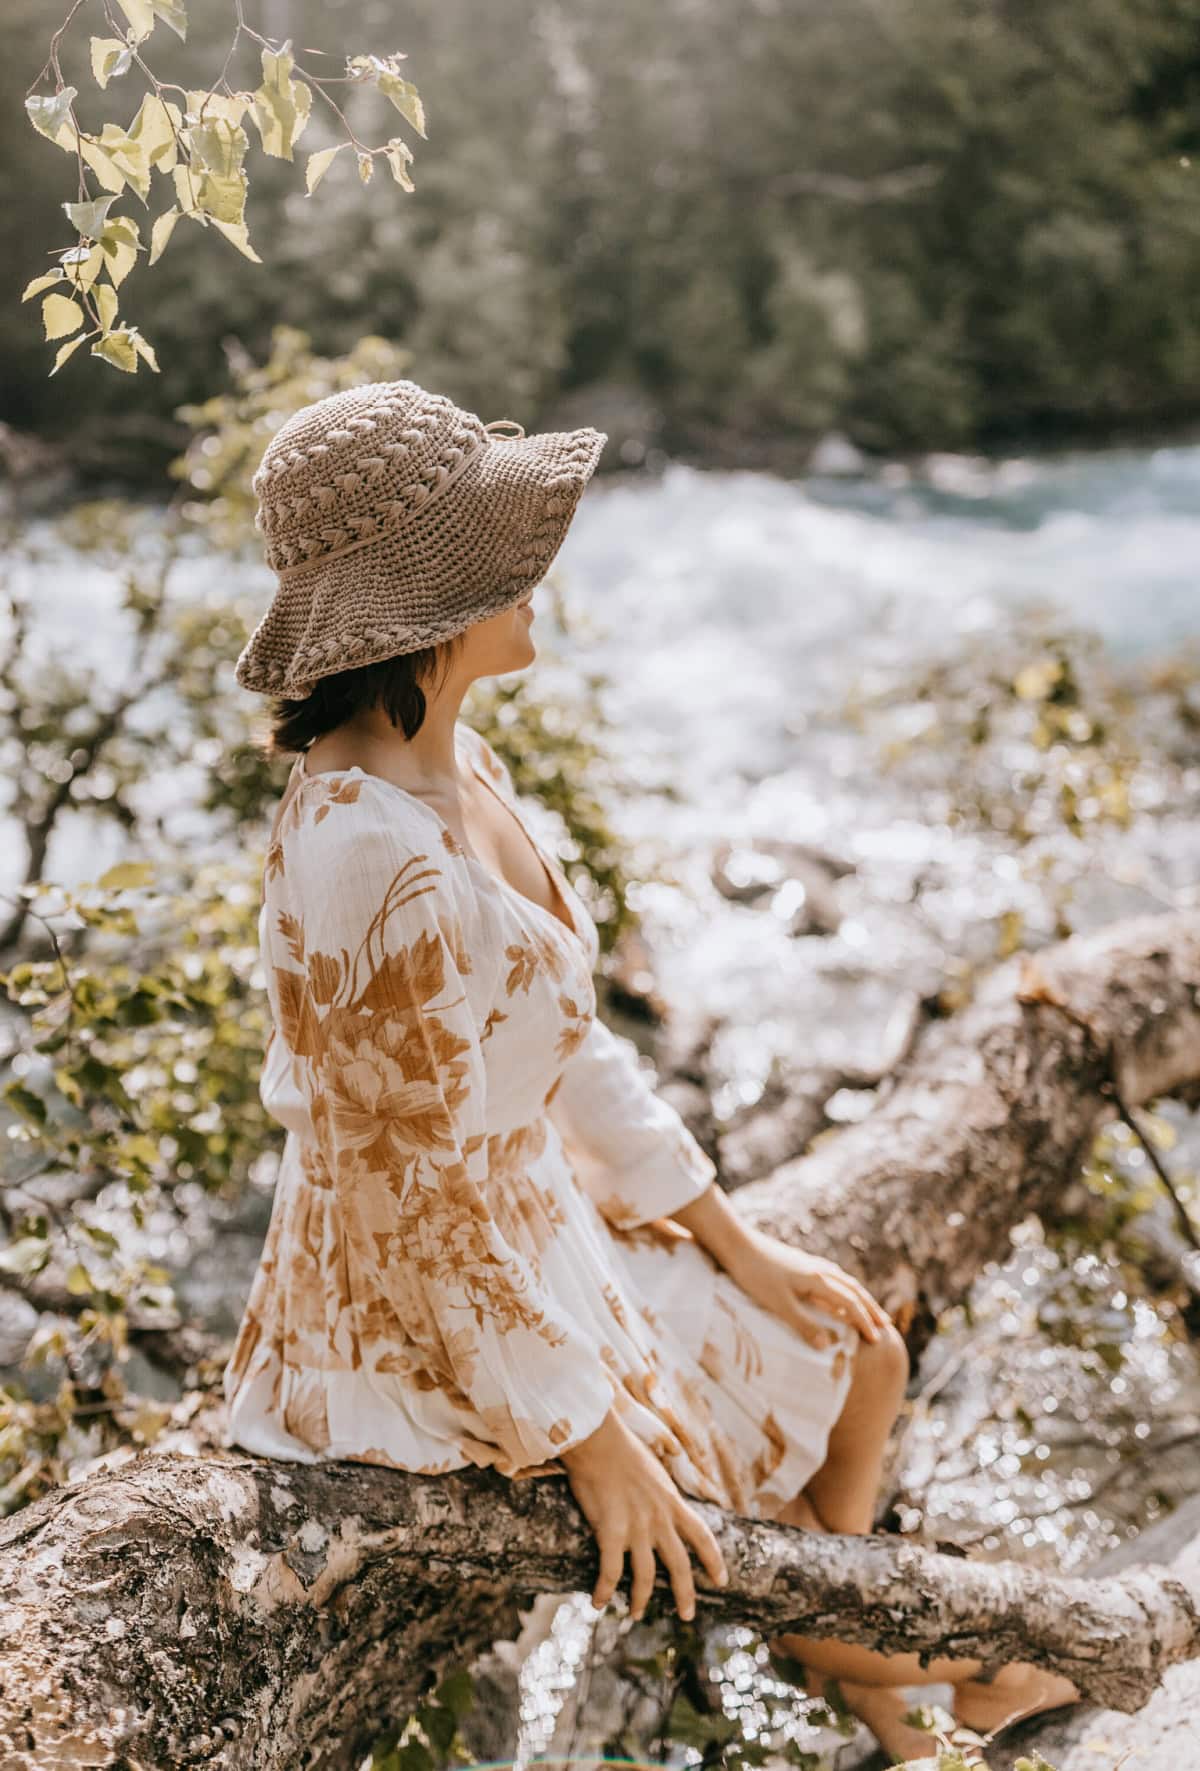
[849,1318,909,1405]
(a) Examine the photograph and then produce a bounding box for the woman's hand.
[559,1407,729,1623]
[723,1226,891,1348]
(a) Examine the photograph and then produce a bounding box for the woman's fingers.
[592,1529,626,1611]
[628,1535,657,1622]
[676,1501,730,1589]
[818,1274,882,1341]
[655,1526,697,1622]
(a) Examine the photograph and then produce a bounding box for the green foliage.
[369,1667,474,1770]
[20,1,428,377]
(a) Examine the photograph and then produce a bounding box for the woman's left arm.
[670,1182,891,1347]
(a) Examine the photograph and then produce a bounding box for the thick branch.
[0,1446,1197,1771]
[731,910,1200,1329]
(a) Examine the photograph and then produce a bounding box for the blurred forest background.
[6,0,1200,481]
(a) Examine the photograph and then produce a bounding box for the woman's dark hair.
[260,633,467,761]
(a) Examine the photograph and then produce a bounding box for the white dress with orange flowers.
[222,722,856,1520]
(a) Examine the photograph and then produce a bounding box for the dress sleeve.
[278,792,616,1473]
[545,1011,717,1230]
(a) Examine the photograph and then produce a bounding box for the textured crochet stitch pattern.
[234,378,607,696]
[253,385,487,579]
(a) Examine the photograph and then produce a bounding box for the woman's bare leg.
[764,1322,1079,1750]
[765,1323,988,1762]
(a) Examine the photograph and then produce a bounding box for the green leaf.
[23,271,65,301]
[26,87,78,148]
[90,36,133,89]
[98,860,155,890]
[63,194,116,238]
[92,329,139,373]
[304,143,346,193]
[94,283,119,332]
[432,1668,474,1719]
[42,293,84,340]
[0,1236,51,1276]
[50,334,88,376]
[250,41,312,160]
[148,206,180,265]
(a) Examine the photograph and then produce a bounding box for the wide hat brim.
[234,423,607,698]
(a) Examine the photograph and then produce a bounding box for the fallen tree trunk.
[1,1447,1198,1771]
[1,908,1198,1770]
[732,910,1200,1333]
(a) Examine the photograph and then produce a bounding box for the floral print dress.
[223,721,856,1520]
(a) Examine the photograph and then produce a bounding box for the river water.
[4,437,1200,1765]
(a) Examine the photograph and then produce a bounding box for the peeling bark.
[0,909,1198,1769]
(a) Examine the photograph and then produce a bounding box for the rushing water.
[4,437,1200,1763]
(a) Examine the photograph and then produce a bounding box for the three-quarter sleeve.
[279,804,616,1473]
[546,1011,717,1230]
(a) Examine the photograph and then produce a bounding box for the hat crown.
[252,379,487,578]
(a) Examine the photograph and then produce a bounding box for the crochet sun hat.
[234,378,608,698]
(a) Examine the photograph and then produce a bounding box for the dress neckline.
[295,727,589,954]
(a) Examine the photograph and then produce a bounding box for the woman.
[224,377,1078,1764]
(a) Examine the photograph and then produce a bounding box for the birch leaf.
[92,328,139,373]
[98,215,140,286]
[150,0,187,40]
[26,88,78,148]
[94,283,119,333]
[115,0,156,45]
[90,37,133,89]
[185,90,250,131]
[42,293,84,340]
[23,272,65,301]
[50,334,88,376]
[63,194,116,237]
[148,207,181,264]
[131,329,160,371]
[210,217,262,262]
[79,136,128,196]
[305,143,346,193]
[127,93,181,173]
[357,151,374,185]
[251,41,313,160]
[61,244,105,292]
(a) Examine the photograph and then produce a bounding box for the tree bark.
[1,908,1198,1770]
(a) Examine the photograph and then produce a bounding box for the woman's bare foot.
[954,1661,1080,1735]
[838,1683,981,1764]
[791,1658,978,1767]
